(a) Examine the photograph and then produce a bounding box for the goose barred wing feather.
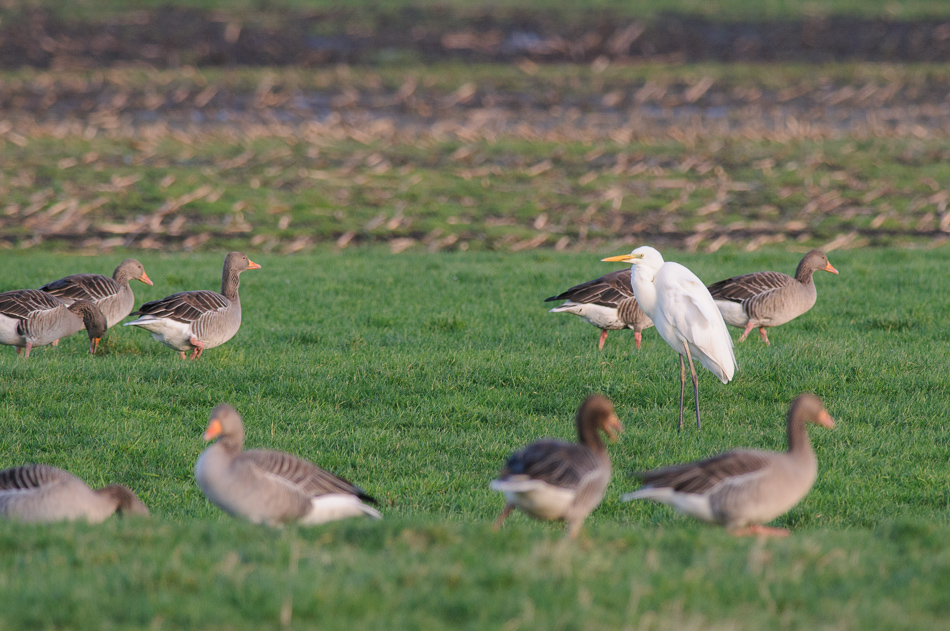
[545,269,633,308]
[132,290,230,323]
[242,449,378,504]
[637,450,773,494]
[707,271,794,303]
[0,464,74,490]
[501,440,600,490]
[40,274,122,303]
[0,289,63,319]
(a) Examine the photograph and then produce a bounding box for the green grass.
[0,246,948,629]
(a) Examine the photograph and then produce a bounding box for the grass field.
[3,0,950,627]
[1,246,948,629]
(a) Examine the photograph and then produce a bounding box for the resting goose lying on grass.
[0,464,149,523]
[195,404,382,526]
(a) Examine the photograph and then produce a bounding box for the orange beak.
[139,271,154,286]
[248,259,261,270]
[604,415,623,442]
[89,338,101,354]
[824,262,839,275]
[203,418,223,441]
[817,410,835,429]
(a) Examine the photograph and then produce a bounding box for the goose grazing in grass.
[546,269,654,351]
[0,464,149,523]
[0,289,107,358]
[622,393,834,537]
[490,394,622,539]
[40,258,153,328]
[603,246,735,430]
[195,404,382,526]
[124,252,259,359]
[706,249,839,346]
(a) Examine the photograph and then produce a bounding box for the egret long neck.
[630,265,659,319]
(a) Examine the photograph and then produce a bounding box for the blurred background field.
[1,1,949,629]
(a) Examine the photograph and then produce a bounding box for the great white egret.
[706,249,839,346]
[602,246,735,429]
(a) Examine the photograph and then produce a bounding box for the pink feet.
[739,322,771,345]
[597,329,608,351]
[739,321,755,342]
[730,525,790,538]
[188,336,205,360]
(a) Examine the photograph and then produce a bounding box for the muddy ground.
[2,7,950,69]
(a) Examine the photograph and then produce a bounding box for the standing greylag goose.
[0,464,149,523]
[602,246,736,430]
[622,393,834,537]
[490,394,621,539]
[0,289,107,358]
[40,258,153,328]
[546,269,654,351]
[707,249,839,346]
[124,252,260,359]
[195,404,382,526]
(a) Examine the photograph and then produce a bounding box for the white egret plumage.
[602,246,736,429]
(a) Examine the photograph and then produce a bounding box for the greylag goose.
[0,464,149,523]
[40,258,153,328]
[622,393,834,537]
[195,404,382,526]
[0,289,107,358]
[124,252,259,359]
[706,249,839,346]
[490,394,621,539]
[602,246,736,430]
[546,269,654,351]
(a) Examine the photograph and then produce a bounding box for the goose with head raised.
[124,252,259,359]
[0,464,149,523]
[40,258,153,328]
[622,393,834,537]
[490,394,622,539]
[706,249,839,346]
[195,404,382,526]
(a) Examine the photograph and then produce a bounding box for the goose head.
[68,300,108,354]
[114,259,153,286]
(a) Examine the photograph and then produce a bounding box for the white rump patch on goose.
[490,476,576,521]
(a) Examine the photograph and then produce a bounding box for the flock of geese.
[0,246,839,539]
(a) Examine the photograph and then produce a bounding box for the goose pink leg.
[739,321,755,342]
[597,329,608,350]
[759,327,770,346]
[634,331,642,350]
[189,337,205,360]
[730,525,790,538]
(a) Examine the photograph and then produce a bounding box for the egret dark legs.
[678,347,701,430]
